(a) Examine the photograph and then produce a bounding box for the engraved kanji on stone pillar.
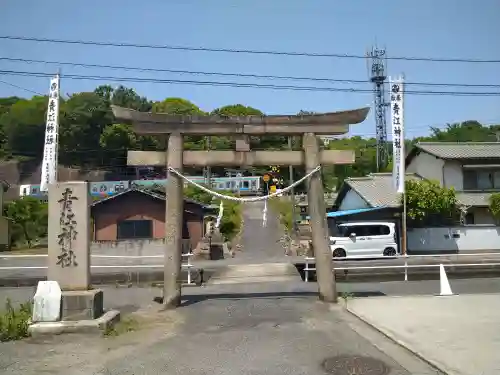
[48,181,91,290]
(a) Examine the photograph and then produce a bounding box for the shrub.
[183,185,242,241]
[0,299,32,342]
[268,197,294,233]
[489,193,500,223]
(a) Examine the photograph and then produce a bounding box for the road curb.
[345,305,459,375]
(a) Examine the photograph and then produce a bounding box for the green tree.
[153,98,205,115]
[404,180,458,226]
[215,194,241,241]
[0,97,21,116]
[327,136,378,190]
[59,92,113,166]
[183,185,213,205]
[0,96,49,159]
[99,123,137,168]
[95,85,152,112]
[3,197,48,248]
[415,120,498,143]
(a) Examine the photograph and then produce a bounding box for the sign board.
[40,75,60,192]
[263,174,270,183]
[390,76,405,194]
[32,280,62,322]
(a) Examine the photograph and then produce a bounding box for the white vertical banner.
[390,76,405,194]
[40,75,60,192]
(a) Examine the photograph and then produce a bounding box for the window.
[339,225,358,237]
[365,225,391,236]
[242,180,249,188]
[339,225,390,237]
[117,220,153,239]
[463,169,500,190]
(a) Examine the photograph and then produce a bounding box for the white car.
[329,221,398,258]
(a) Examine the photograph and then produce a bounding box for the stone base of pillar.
[61,289,104,321]
[28,289,120,337]
[28,310,120,337]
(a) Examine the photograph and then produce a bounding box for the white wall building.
[333,142,500,252]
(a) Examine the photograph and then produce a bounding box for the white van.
[329,221,398,258]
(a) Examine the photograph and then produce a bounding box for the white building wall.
[408,226,500,252]
[406,152,445,184]
[442,160,463,190]
[469,207,495,225]
[338,189,370,211]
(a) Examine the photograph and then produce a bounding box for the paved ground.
[234,200,290,263]
[0,282,441,375]
[347,294,500,375]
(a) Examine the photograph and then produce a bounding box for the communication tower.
[367,47,389,171]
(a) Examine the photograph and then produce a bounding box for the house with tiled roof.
[91,187,214,249]
[334,142,500,225]
[406,142,500,224]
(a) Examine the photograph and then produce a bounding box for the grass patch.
[339,291,354,306]
[103,316,139,337]
[0,299,32,342]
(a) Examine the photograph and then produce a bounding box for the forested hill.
[0,84,498,191]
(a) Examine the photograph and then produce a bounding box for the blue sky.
[0,0,499,139]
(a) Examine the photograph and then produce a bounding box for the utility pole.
[204,136,212,186]
[367,46,389,172]
[288,136,297,234]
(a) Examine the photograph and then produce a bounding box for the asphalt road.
[2,252,500,286]
[0,281,440,375]
[2,277,500,311]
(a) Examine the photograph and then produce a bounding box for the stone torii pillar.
[112,105,369,308]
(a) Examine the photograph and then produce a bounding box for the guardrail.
[0,253,198,285]
[2,252,500,285]
[303,253,500,282]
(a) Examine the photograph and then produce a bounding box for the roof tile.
[416,142,500,159]
[344,173,493,208]
[345,173,421,207]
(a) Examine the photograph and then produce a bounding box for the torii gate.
[112,105,369,308]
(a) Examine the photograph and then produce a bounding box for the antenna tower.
[367,46,389,171]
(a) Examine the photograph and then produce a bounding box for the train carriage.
[19,175,262,199]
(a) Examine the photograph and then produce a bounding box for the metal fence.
[2,252,500,285]
[0,253,198,285]
[303,253,500,282]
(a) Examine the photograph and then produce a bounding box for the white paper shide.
[390,76,405,194]
[40,76,60,192]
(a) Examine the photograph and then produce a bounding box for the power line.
[2,56,500,88]
[1,35,500,63]
[0,78,43,95]
[1,69,499,96]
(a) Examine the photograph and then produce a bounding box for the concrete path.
[235,200,289,263]
[347,294,500,375]
[0,282,441,375]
